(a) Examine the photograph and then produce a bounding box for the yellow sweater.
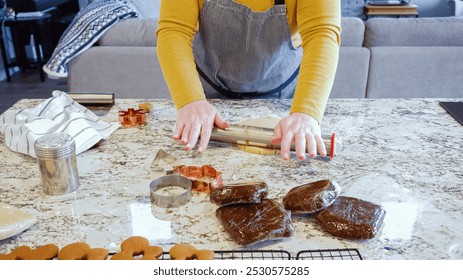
[156,0,341,123]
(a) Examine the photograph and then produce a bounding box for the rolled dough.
[236,116,281,155]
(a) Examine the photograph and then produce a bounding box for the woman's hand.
[173,100,229,153]
[271,113,327,160]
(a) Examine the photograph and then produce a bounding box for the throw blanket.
[43,0,139,79]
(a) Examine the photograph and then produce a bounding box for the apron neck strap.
[274,0,285,5]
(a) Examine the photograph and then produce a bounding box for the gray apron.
[193,0,302,99]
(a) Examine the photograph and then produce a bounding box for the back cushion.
[340,17,365,47]
[98,18,158,46]
[365,17,463,47]
[130,0,160,18]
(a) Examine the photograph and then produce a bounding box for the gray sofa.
[68,7,463,99]
[364,17,463,98]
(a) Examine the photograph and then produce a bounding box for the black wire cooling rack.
[296,248,363,260]
[159,250,291,260]
[210,250,292,260]
[158,249,362,260]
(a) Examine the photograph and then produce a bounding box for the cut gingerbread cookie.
[58,242,108,260]
[169,243,215,260]
[0,244,59,260]
[111,236,163,260]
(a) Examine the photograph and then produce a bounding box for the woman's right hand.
[173,100,229,153]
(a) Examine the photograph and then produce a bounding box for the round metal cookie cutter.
[150,174,192,208]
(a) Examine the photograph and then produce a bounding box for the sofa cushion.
[365,17,463,47]
[367,46,463,98]
[98,18,158,46]
[330,47,370,98]
[130,0,160,18]
[98,17,364,48]
[68,46,170,99]
[340,17,365,47]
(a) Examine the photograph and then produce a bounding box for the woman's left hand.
[271,112,327,160]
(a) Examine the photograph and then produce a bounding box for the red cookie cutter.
[171,165,223,194]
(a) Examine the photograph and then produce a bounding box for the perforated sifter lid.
[34,133,76,159]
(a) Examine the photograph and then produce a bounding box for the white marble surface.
[0,98,462,260]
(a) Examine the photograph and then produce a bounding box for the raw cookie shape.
[0,202,37,240]
[316,196,386,239]
[169,243,215,260]
[110,236,163,260]
[0,244,59,260]
[283,179,341,214]
[58,242,109,260]
[216,199,295,246]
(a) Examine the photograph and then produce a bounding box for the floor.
[0,70,68,114]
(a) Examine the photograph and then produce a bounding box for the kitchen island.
[0,98,462,260]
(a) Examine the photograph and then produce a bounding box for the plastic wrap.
[283,179,341,214]
[210,181,268,206]
[216,199,295,246]
[172,165,223,193]
[316,196,386,239]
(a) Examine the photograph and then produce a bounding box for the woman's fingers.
[174,100,228,153]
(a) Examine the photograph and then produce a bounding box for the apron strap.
[274,0,285,5]
[196,64,300,99]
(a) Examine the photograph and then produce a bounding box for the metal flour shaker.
[34,133,79,195]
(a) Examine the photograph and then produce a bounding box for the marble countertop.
[0,98,462,260]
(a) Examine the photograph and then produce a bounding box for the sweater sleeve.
[156,0,205,109]
[291,1,341,123]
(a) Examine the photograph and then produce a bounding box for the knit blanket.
[43,0,139,79]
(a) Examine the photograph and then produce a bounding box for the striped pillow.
[43,0,139,79]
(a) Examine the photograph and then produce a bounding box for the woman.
[156,0,341,160]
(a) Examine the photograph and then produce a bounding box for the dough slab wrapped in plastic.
[216,199,295,246]
[316,196,386,239]
[210,181,268,206]
[283,179,341,214]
